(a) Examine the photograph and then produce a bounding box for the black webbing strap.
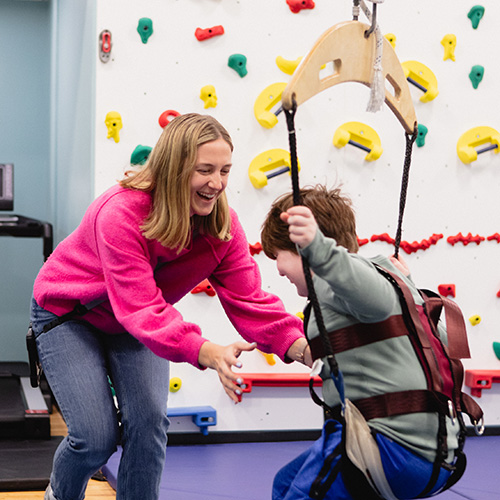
[41,303,91,334]
[393,124,418,259]
[283,100,342,386]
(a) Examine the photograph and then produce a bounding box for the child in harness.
[260,185,482,500]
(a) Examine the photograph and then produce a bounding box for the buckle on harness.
[473,417,485,436]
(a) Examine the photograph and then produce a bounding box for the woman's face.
[190,138,232,217]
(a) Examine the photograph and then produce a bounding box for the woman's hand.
[280,206,318,249]
[198,341,257,403]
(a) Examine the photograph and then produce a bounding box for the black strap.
[283,101,340,381]
[393,124,417,258]
[41,303,91,334]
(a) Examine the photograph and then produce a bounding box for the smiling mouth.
[197,192,217,200]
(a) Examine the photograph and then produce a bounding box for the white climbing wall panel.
[94,0,500,433]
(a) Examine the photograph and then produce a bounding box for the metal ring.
[473,417,485,436]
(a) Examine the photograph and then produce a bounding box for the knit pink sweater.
[33,184,304,368]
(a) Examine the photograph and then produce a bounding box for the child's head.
[261,185,359,259]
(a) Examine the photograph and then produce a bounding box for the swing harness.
[283,95,484,499]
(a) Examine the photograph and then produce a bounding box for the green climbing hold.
[469,65,484,89]
[416,124,428,148]
[131,145,152,165]
[228,54,248,78]
[493,342,500,361]
[137,18,153,44]
[467,5,485,29]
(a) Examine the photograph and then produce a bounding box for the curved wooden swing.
[281,20,417,134]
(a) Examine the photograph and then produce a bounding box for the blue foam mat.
[102,435,500,499]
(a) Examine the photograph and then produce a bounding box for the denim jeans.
[30,298,170,500]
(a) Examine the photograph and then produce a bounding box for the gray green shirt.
[300,229,458,463]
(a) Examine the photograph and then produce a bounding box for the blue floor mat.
[102,435,500,499]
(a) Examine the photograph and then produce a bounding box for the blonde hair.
[120,113,233,251]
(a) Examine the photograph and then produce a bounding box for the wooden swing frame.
[281,20,417,134]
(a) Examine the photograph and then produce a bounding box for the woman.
[31,113,307,500]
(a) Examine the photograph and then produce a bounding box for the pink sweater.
[34,184,304,368]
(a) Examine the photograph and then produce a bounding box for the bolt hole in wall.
[92,0,500,434]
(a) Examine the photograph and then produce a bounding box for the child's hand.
[280,206,318,249]
[389,254,411,277]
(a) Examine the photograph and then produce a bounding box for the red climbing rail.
[464,370,500,397]
[237,373,322,401]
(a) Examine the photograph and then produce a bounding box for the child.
[261,185,460,500]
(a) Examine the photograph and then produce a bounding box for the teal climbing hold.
[416,124,428,148]
[131,145,152,165]
[228,54,248,78]
[467,5,485,29]
[469,65,484,89]
[137,18,153,43]
[493,342,500,361]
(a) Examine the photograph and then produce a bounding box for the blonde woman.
[31,113,307,500]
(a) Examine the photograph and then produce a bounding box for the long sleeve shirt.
[34,184,304,368]
[300,229,458,463]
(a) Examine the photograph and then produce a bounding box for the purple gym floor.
[102,435,500,499]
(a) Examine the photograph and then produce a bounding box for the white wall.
[94,0,500,432]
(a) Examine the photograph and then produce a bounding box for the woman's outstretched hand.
[198,341,257,403]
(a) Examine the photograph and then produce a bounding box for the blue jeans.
[30,298,170,500]
[273,420,452,499]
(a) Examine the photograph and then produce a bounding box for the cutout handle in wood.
[282,21,417,134]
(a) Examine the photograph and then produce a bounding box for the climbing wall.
[94,0,500,433]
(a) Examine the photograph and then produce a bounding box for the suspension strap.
[284,99,345,407]
[393,124,418,258]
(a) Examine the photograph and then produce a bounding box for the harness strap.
[309,314,408,359]
[41,303,93,334]
[328,389,449,422]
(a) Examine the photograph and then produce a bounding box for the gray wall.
[0,0,95,361]
[0,0,51,361]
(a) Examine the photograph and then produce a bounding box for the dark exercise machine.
[0,163,61,491]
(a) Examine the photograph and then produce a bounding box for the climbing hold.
[402,61,439,102]
[99,30,112,63]
[286,0,315,14]
[105,111,122,143]
[456,126,500,164]
[276,55,303,75]
[438,284,456,298]
[468,5,485,29]
[158,109,181,128]
[254,82,287,129]
[416,124,428,147]
[191,279,216,297]
[195,25,224,41]
[296,311,305,321]
[469,315,481,326]
[469,65,484,89]
[258,350,276,366]
[441,34,457,61]
[333,122,383,161]
[248,149,300,189]
[169,377,182,392]
[249,242,263,256]
[199,85,217,108]
[384,33,396,49]
[228,54,248,77]
[137,18,153,44]
[487,233,500,243]
[130,145,152,165]
[447,232,485,246]
[493,342,500,360]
